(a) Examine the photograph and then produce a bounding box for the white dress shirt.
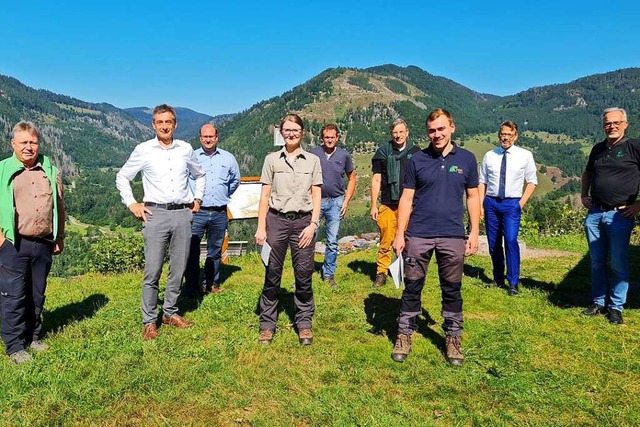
[116,137,206,206]
[479,145,537,198]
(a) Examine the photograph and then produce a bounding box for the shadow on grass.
[363,292,442,350]
[42,293,109,336]
[178,264,243,314]
[463,264,492,285]
[251,287,298,329]
[347,260,377,281]
[549,247,640,309]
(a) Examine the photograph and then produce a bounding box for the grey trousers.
[141,207,192,324]
[398,236,465,337]
[259,210,315,331]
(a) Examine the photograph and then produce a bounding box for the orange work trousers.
[376,204,399,275]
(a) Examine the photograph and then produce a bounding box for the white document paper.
[389,255,404,289]
[261,241,272,266]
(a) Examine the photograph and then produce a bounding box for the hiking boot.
[29,340,49,352]
[9,350,32,364]
[325,276,337,287]
[298,328,313,345]
[372,273,387,288]
[259,329,275,345]
[391,333,412,362]
[582,304,605,316]
[608,309,623,325]
[445,335,464,366]
[508,286,519,296]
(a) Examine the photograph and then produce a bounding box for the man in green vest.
[0,121,65,364]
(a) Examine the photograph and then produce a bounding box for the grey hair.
[602,107,627,122]
[390,118,408,132]
[11,120,40,139]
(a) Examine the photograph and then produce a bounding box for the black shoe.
[581,304,605,316]
[608,309,623,324]
[508,286,519,296]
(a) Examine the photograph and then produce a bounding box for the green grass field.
[1,236,639,426]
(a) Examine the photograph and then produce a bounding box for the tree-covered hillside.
[487,68,640,140]
[0,74,153,174]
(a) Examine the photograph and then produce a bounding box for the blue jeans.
[316,196,343,279]
[484,197,521,286]
[185,209,228,291]
[584,207,635,311]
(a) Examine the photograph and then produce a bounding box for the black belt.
[144,202,192,210]
[269,208,311,220]
[595,202,625,211]
[488,196,519,201]
[200,205,227,212]
[18,234,54,244]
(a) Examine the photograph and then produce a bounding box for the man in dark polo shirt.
[370,119,421,287]
[0,121,65,364]
[390,108,480,366]
[310,124,356,287]
[581,107,640,325]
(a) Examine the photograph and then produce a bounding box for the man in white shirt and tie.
[478,120,537,296]
[116,104,206,340]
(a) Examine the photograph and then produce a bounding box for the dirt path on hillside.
[475,236,577,259]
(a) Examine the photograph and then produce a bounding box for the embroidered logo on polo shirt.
[448,166,464,174]
[616,151,624,158]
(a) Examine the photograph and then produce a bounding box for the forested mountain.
[215,66,500,175]
[0,75,153,175]
[214,65,640,176]
[124,107,234,140]
[487,68,640,140]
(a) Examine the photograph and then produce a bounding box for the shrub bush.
[89,233,145,274]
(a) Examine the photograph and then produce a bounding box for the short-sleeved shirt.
[371,144,421,205]
[586,137,640,207]
[260,147,323,213]
[310,146,354,198]
[479,145,537,198]
[405,144,479,239]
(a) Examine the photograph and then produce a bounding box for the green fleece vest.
[0,154,59,244]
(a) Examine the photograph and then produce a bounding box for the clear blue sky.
[1,0,638,116]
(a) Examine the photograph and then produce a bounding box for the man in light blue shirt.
[184,124,240,296]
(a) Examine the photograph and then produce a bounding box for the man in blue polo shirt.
[391,108,480,366]
[184,124,240,296]
[310,124,356,287]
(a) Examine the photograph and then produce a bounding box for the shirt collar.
[278,146,309,159]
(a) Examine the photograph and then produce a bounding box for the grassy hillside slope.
[2,237,639,426]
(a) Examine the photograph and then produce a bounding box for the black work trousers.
[0,236,52,355]
[258,210,315,331]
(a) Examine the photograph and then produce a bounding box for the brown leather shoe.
[143,323,158,341]
[162,314,194,328]
[211,286,224,293]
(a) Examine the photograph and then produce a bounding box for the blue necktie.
[498,150,507,199]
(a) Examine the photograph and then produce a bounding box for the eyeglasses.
[200,135,217,139]
[604,121,626,128]
[499,132,515,138]
[282,128,303,135]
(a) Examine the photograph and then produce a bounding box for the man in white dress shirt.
[478,120,537,296]
[116,104,206,340]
